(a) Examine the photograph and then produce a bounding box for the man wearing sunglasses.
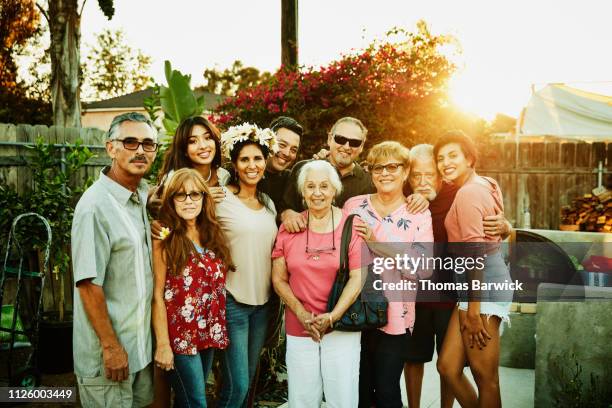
[72,112,158,407]
[279,117,375,232]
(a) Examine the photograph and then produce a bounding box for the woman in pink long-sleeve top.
[434,130,513,408]
[344,141,434,408]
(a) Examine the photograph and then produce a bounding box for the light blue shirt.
[71,167,153,377]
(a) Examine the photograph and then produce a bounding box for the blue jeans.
[218,294,271,408]
[169,349,215,408]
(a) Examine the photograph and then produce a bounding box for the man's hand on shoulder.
[405,193,429,214]
[281,209,307,233]
[483,211,513,238]
[312,148,329,160]
[151,220,168,241]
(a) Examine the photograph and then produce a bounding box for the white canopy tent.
[518,84,612,141]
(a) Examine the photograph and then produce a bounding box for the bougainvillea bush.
[212,22,476,158]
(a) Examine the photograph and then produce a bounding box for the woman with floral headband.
[215,123,279,408]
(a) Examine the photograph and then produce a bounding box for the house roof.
[83,88,227,111]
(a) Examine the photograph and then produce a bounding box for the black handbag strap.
[338,213,358,283]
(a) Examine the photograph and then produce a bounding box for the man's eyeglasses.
[333,134,363,148]
[114,138,158,152]
[371,163,404,175]
[173,191,204,202]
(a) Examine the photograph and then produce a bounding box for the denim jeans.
[218,294,271,408]
[168,349,215,408]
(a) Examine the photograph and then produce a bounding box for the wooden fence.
[0,123,109,195]
[478,139,611,230]
[1,123,610,230]
[0,123,610,311]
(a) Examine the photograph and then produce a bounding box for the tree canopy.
[82,29,152,101]
[0,0,39,88]
[0,0,51,124]
[198,60,272,97]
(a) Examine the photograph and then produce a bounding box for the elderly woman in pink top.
[272,160,364,408]
[344,141,434,408]
[434,130,512,408]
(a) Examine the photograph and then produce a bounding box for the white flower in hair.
[221,122,279,160]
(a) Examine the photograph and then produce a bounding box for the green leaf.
[162,118,179,136]
[164,60,172,84]
[196,95,206,114]
[159,60,199,125]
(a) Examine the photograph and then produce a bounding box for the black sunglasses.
[333,134,363,148]
[114,137,158,152]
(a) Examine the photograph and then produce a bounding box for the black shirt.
[259,169,290,210]
[279,159,375,214]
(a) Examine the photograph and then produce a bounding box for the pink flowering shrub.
[212,23,467,158]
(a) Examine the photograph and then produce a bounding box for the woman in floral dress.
[152,168,234,408]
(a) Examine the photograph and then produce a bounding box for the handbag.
[327,214,388,331]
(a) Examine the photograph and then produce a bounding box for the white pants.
[286,331,361,408]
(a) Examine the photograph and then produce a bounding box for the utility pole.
[281,0,298,69]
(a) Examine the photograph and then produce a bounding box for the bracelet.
[329,313,334,328]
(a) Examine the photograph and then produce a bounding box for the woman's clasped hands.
[298,310,335,342]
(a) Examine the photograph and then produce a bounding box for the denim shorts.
[456,251,513,323]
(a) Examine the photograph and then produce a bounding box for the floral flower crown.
[220,122,279,161]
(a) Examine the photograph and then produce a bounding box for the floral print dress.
[164,246,229,355]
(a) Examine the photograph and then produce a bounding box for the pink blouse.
[272,211,364,337]
[445,175,504,243]
[344,195,434,335]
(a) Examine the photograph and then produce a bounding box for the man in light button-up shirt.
[72,112,158,407]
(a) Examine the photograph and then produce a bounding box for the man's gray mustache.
[130,155,148,163]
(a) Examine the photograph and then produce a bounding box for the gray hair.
[296,160,343,198]
[330,117,368,140]
[409,144,434,164]
[107,112,157,141]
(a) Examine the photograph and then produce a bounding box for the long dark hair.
[159,168,234,275]
[228,140,273,212]
[158,116,222,180]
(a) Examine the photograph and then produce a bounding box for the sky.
[79,0,612,120]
